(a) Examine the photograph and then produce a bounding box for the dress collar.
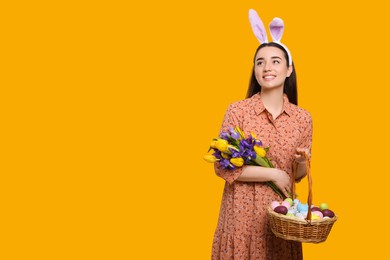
[253,93,293,117]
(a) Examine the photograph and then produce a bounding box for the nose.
[263,62,271,72]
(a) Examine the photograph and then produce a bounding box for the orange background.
[1,0,390,259]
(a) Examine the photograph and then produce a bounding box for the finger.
[296,149,310,159]
[284,189,290,198]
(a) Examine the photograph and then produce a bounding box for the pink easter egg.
[271,201,280,210]
[312,210,323,219]
[281,201,291,209]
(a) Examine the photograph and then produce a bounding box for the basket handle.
[291,151,312,223]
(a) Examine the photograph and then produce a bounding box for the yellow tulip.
[228,145,239,152]
[221,153,230,159]
[230,157,244,167]
[251,132,257,139]
[215,139,229,152]
[210,140,217,148]
[254,145,266,158]
[234,126,245,139]
[204,154,217,163]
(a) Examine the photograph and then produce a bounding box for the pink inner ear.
[249,9,268,43]
[270,25,283,40]
[255,24,267,43]
[269,18,284,42]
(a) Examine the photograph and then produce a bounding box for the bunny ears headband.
[249,9,292,66]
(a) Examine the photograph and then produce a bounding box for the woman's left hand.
[294,148,310,164]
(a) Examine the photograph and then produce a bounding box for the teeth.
[264,76,275,79]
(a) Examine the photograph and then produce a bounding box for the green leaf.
[264,157,274,168]
[266,181,285,199]
[254,155,271,167]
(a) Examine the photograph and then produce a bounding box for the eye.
[273,60,280,64]
[256,61,263,66]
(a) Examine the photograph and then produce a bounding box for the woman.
[211,11,312,260]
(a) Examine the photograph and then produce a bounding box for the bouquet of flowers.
[204,126,285,199]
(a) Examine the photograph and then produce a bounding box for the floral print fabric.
[212,93,312,260]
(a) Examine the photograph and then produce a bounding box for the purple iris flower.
[220,132,230,140]
[240,140,254,152]
[213,150,223,160]
[239,139,251,150]
[243,150,256,162]
[231,150,242,158]
[220,159,231,169]
[229,127,240,140]
[220,158,236,170]
[238,137,257,162]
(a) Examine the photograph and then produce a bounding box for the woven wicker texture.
[267,207,337,243]
[267,152,337,243]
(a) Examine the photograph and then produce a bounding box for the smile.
[263,75,276,80]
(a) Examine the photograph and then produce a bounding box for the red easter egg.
[274,205,288,215]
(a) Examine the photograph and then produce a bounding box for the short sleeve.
[214,104,244,184]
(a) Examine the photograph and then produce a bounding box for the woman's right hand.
[271,169,291,198]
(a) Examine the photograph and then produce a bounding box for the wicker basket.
[267,153,337,243]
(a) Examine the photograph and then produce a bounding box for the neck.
[260,87,284,119]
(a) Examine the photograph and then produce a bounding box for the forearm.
[238,165,291,197]
[237,166,276,182]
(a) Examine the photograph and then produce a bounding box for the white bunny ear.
[269,17,284,42]
[248,9,268,43]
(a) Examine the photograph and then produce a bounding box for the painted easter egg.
[274,205,288,215]
[270,201,280,210]
[322,209,335,218]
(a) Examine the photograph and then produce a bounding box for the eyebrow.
[256,56,282,61]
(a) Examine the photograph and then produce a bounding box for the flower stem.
[266,181,286,199]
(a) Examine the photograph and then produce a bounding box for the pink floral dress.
[212,93,312,260]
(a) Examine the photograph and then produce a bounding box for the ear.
[287,65,293,77]
[269,17,285,42]
[249,9,268,43]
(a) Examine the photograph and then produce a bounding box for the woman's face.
[254,46,292,90]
